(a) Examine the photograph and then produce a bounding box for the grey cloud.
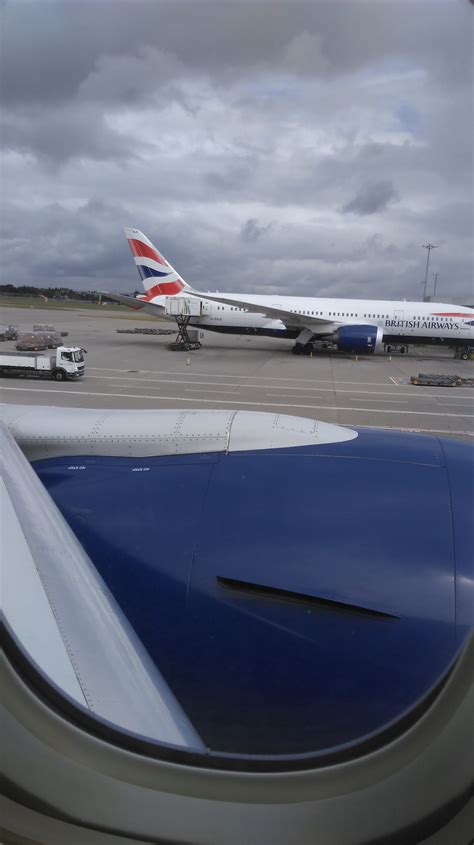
[240,218,272,243]
[2,105,143,163]
[3,1,472,107]
[205,162,254,193]
[342,181,400,215]
[282,32,328,75]
[77,47,185,105]
[0,0,472,305]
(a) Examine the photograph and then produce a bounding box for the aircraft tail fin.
[125,228,190,299]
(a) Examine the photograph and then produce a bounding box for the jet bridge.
[164,296,203,351]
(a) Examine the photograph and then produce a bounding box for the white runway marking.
[265,394,408,404]
[184,388,240,394]
[85,374,472,401]
[266,394,323,400]
[2,385,473,419]
[87,367,417,387]
[389,377,399,386]
[437,402,474,408]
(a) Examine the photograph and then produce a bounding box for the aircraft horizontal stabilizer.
[99,291,168,318]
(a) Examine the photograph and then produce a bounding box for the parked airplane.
[103,228,474,356]
[2,404,473,843]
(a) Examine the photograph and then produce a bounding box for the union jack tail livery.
[125,228,190,300]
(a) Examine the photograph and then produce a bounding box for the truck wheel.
[461,352,469,360]
[52,369,66,381]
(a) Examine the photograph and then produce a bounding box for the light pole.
[432,272,439,299]
[422,244,437,301]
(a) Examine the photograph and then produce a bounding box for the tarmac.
[1,305,473,442]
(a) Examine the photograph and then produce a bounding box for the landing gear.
[291,342,314,356]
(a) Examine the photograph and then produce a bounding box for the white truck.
[0,346,85,381]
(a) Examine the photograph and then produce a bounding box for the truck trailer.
[0,346,85,381]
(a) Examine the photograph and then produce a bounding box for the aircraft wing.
[189,289,334,328]
[99,290,168,318]
[1,420,202,748]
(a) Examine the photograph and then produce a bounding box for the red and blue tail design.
[125,228,189,300]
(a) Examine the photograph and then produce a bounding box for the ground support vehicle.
[168,317,202,351]
[0,346,85,380]
[16,332,48,351]
[16,331,63,350]
[384,343,409,354]
[411,373,463,387]
[454,346,474,361]
[43,332,63,348]
[33,323,68,337]
[0,324,19,341]
[162,298,203,351]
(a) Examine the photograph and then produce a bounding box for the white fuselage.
[148,292,474,347]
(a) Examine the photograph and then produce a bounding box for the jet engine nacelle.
[335,324,384,354]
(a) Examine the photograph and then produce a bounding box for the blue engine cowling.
[33,429,474,757]
[336,324,384,353]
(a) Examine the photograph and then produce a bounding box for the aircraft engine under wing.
[1,404,473,845]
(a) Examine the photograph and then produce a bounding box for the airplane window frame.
[2,617,465,776]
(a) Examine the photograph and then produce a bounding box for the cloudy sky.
[1,0,473,302]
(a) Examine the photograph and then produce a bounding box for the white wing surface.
[188,289,335,329]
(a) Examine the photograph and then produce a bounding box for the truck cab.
[54,347,85,379]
